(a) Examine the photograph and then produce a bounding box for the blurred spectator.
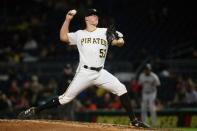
[15,93,30,109]
[170,77,197,107]
[170,77,187,107]
[30,75,44,105]
[102,93,112,109]
[111,96,121,110]
[96,87,106,97]
[21,80,33,106]
[184,78,197,106]
[129,78,141,108]
[46,43,57,59]
[0,91,12,111]
[94,86,106,109]
[22,32,39,62]
[83,99,97,111]
[31,75,43,93]
[58,64,74,95]
[39,47,48,58]
[46,78,58,95]
[3,48,21,64]
[7,80,20,107]
[40,78,58,103]
[23,35,38,51]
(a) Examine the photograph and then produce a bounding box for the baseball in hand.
[69,9,77,15]
[118,38,124,43]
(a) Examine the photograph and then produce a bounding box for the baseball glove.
[106,25,119,44]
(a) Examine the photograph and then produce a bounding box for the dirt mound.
[0,119,163,131]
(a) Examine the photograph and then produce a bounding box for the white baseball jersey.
[58,27,127,105]
[68,28,108,67]
[139,72,160,94]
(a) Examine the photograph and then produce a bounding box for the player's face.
[144,69,151,75]
[85,14,99,26]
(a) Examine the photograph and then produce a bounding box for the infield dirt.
[0,119,175,131]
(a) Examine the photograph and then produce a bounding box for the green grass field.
[175,128,197,131]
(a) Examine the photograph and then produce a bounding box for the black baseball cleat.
[18,107,37,119]
[130,119,150,128]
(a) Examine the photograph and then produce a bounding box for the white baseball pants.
[58,66,127,105]
[141,91,157,126]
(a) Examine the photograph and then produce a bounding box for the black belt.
[83,65,102,72]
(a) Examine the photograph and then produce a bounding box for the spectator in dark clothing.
[58,64,74,95]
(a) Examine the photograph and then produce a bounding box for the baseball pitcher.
[18,8,149,128]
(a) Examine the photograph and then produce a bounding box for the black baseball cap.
[84,8,99,17]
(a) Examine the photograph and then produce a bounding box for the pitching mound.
[0,119,168,131]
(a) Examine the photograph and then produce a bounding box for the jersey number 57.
[99,49,106,58]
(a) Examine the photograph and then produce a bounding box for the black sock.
[120,93,136,121]
[36,97,61,113]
